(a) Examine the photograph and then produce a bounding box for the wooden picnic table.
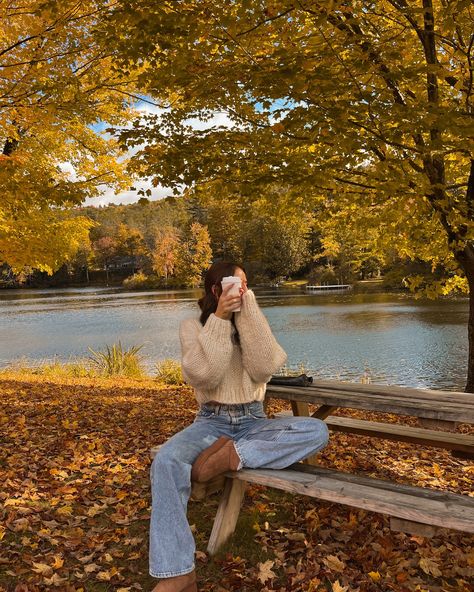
[151,379,474,555]
[265,380,474,457]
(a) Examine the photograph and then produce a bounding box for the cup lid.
[221,276,241,283]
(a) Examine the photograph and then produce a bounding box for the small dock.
[305,284,352,291]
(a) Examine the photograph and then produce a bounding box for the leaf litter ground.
[0,372,473,592]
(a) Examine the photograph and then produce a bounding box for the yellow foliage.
[0,0,137,272]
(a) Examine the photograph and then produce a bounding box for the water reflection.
[0,287,469,391]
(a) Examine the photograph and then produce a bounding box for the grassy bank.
[1,372,473,592]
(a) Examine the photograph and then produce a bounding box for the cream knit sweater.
[179,289,287,405]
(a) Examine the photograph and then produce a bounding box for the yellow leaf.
[96,567,119,581]
[332,581,349,592]
[56,505,73,516]
[51,555,64,569]
[368,571,381,582]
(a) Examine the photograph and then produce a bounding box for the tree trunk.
[465,277,474,394]
[457,246,474,392]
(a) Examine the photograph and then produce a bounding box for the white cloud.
[58,161,78,180]
[81,103,238,207]
[184,111,236,130]
[83,180,174,207]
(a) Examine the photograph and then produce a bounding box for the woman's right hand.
[215,283,241,320]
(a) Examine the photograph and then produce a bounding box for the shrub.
[88,342,145,378]
[307,265,338,286]
[123,272,161,289]
[36,359,98,378]
[155,358,184,385]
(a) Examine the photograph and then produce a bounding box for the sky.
[82,102,237,208]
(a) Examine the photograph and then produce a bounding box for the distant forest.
[1,193,436,290]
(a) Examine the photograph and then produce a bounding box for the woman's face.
[233,267,248,291]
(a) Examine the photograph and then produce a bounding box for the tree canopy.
[0,0,137,273]
[105,0,473,285]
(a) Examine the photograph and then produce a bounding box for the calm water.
[0,286,469,391]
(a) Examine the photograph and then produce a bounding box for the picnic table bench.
[150,381,474,555]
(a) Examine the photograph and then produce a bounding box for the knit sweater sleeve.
[234,289,287,383]
[179,314,234,390]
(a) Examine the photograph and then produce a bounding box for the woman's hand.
[215,283,242,320]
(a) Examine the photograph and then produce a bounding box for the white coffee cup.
[221,276,242,312]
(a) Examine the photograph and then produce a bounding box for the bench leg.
[390,517,437,538]
[207,477,247,556]
[418,418,458,432]
[290,401,334,466]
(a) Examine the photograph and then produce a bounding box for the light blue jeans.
[149,400,329,578]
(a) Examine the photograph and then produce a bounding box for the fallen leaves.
[1,374,473,592]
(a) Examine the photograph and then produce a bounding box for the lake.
[0,286,469,391]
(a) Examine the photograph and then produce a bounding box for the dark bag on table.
[268,374,313,387]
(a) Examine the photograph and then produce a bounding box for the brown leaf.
[257,560,276,584]
[419,557,442,577]
[323,555,346,573]
[31,562,53,577]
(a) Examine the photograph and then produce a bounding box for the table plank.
[227,466,474,533]
[310,380,474,405]
[325,416,474,454]
[265,385,474,423]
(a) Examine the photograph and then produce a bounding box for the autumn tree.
[105,1,474,389]
[152,226,181,286]
[0,0,138,274]
[115,224,148,273]
[92,236,117,285]
[175,223,213,287]
[184,183,312,278]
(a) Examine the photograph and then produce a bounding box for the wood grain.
[207,477,247,555]
[265,384,474,422]
[223,466,474,533]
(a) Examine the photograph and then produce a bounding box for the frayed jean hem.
[149,563,195,579]
[233,440,244,470]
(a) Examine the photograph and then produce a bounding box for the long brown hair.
[198,261,246,330]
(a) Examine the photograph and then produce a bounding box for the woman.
[149,261,329,592]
